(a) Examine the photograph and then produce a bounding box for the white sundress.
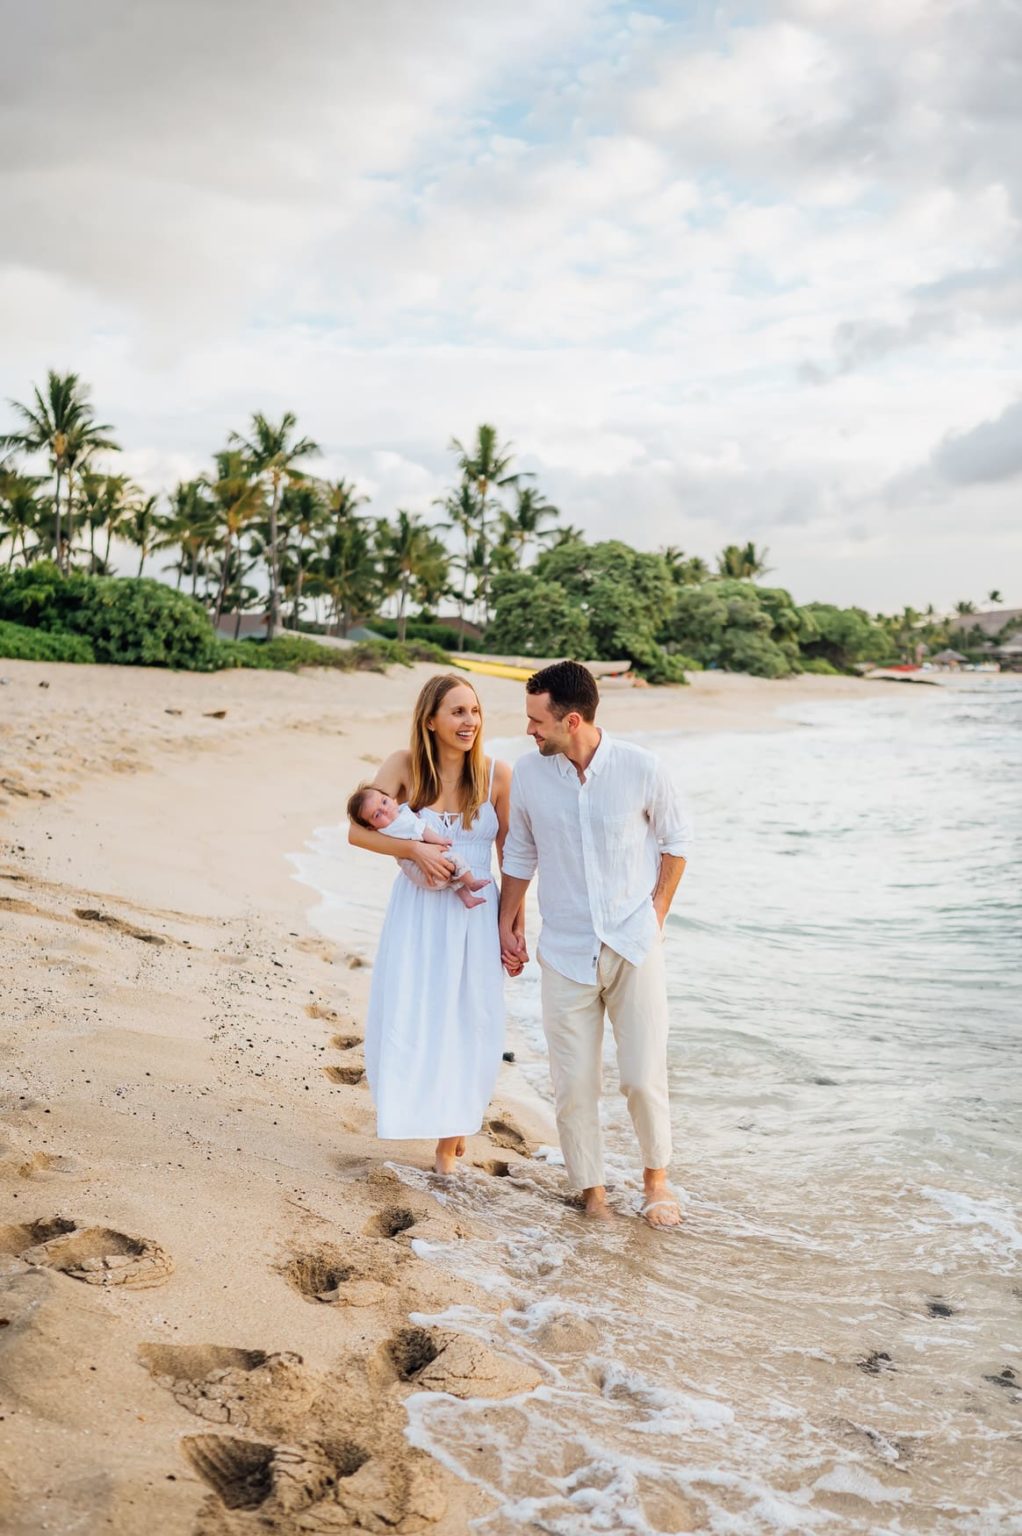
[365,765,506,1140]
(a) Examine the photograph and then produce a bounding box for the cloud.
[0,0,1020,612]
[932,399,1022,485]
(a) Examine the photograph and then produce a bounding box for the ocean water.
[293,676,1022,1534]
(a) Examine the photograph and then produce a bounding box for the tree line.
[0,370,1014,677]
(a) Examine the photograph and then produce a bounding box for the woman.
[348,674,511,1174]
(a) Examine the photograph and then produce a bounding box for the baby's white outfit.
[379,803,474,890]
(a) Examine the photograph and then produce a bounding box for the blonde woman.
[348,674,512,1174]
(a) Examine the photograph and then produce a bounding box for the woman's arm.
[492,759,513,870]
[346,747,454,885]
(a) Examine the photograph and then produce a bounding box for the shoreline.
[0,659,907,1533]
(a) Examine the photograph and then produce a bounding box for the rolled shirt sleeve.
[648,759,693,860]
[501,766,539,879]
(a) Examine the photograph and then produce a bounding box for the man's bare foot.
[640,1169,682,1228]
[582,1185,615,1221]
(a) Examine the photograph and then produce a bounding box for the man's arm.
[652,853,686,928]
[647,758,692,926]
[498,875,531,972]
[499,768,537,973]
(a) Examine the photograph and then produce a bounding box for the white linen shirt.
[502,731,692,984]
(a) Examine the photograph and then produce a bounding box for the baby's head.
[347,784,398,830]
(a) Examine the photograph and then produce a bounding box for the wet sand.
[0,659,890,1534]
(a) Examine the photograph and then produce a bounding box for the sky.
[1,0,1019,611]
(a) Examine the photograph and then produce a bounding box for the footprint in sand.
[73,908,167,944]
[9,1148,76,1180]
[0,1216,76,1254]
[283,1246,389,1308]
[139,1343,313,1432]
[477,1158,512,1178]
[0,1216,172,1288]
[365,1206,417,1239]
[484,1113,532,1156]
[329,1033,362,1052]
[378,1325,541,1399]
[305,1002,342,1023]
[322,1063,365,1086]
[182,1432,448,1531]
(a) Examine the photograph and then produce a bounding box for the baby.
[347,785,490,909]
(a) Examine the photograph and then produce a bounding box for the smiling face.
[359,788,398,829]
[526,691,575,756]
[428,683,482,755]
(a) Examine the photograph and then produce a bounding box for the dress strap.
[487,755,497,801]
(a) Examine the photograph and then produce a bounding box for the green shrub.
[367,617,475,652]
[798,603,895,672]
[217,633,448,673]
[0,619,95,663]
[798,656,840,675]
[486,574,593,659]
[0,563,222,671]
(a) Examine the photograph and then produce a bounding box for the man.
[499,659,691,1229]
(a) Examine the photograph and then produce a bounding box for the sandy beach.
[0,660,892,1535]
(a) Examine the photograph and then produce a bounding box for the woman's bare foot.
[435,1136,462,1174]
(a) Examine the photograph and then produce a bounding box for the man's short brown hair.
[526,660,599,722]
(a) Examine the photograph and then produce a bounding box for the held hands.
[410,840,456,887]
[500,914,529,977]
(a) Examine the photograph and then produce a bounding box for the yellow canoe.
[454,658,536,681]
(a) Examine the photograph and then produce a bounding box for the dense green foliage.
[0,565,445,674]
[0,563,223,669]
[364,617,471,652]
[487,541,687,682]
[487,574,593,660]
[799,603,895,671]
[0,618,95,663]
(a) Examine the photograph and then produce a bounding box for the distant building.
[931,648,966,669]
[994,635,1022,672]
[949,607,1022,639]
[214,612,268,640]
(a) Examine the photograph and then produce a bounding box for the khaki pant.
[539,941,672,1190]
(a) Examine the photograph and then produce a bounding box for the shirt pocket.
[601,809,637,848]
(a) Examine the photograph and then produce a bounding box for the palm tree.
[500,484,559,567]
[988,590,1003,605]
[716,541,771,579]
[163,479,217,595]
[229,411,319,638]
[0,371,118,573]
[125,493,162,576]
[661,546,710,586]
[547,522,586,549]
[378,510,450,642]
[954,599,976,615]
[433,477,481,647]
[279,481,328,629]
[448,424,521,624]
[308,514,376,637]
[0,469,48,566]
[209,450,265,628]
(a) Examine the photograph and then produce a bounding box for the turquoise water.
[296,677,1022,1533]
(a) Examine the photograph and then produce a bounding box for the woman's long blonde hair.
[409,674,488,828]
